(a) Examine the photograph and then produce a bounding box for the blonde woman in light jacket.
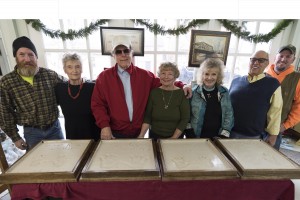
[189,58,234,138]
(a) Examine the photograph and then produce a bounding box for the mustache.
[23,61,35,65]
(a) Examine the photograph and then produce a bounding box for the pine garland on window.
[25,19,110,41]
[25,19,294,43]
[217,19,294,43]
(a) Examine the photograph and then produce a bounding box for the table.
[11,179,294,200]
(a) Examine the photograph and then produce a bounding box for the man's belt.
[24,121,55,131]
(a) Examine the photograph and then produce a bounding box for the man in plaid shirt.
[0,36,64,150]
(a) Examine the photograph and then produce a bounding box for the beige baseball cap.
[112,35,131,52]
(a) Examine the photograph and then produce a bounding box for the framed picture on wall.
[188,30,231,67]
[100,27,145,56]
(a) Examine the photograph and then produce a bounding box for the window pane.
[45,52,65,77]
[227,34,238,54]
[255,22,275,52]
[88,29,101,50]
[255,42,271,52]
[63,19,87,49]
[221,22,238,54]
[178,69,194,85]
[135,20,154,51]
[177,54,190,68]
[238,21,257,54]
[259,22,276,34]
[134,54,155,72]
[223,56,234,87]
[233,56,250,78]
[156,19,177,51]
[41,19,64,49]
[157,35,176,51]
[90,53,111,80]
[87,20,103,50]
[178,31,191,53]
[87,20,108,50]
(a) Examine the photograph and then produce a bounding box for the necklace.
[203,86,215,99]
[161,89,174,109]
[68,79,83,100]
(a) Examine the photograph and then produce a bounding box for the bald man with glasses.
[229,50,283,147]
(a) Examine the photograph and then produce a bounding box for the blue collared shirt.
[117,66,133,121]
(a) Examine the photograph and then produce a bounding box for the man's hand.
[14,139,27,150]
[280,123,286,133]
[183,85,192,98]
[101,127,114,140]
[265,134,277,147]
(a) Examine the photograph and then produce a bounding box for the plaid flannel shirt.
[0,66,63,142]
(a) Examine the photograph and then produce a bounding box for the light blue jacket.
[190,85,234,137]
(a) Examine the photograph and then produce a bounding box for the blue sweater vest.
[229,75,280,137]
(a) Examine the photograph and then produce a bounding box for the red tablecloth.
[12,179,294,200]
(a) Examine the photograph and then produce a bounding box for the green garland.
[25,19,110,41]
[133,19,210,35]
[25,19,294,43]
[218,19,294,43]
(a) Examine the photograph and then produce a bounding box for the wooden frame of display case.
[214,139,300,179]
[157,139,238,181]
[0,140,94,184]
[80,139,160,181]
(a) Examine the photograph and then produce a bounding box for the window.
[134,19,277,87]
[221,20,276,87]
[134,19,194,84]
[41,19,277,86]
[41,19,110,80]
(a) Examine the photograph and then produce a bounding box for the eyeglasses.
[250,58,268,63]
[115,49,131,55]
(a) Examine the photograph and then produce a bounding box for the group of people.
[189,46,299,151]
[0,35,299,152]
[0,35,189,150]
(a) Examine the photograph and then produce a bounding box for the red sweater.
[91,63,161,136]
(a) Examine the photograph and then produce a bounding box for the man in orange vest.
[266,44,300,150]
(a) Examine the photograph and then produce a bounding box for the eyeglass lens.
[115,49,130,55]
[250,58,267,63]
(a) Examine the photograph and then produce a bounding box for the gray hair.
[62,53,82,67]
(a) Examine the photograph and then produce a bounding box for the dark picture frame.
[100,27,145,56]
[188,30,231,67]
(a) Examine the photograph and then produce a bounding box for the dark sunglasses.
[115,49,131,55]
[250,58,268,63]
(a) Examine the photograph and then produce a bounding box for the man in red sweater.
[266,44,300,149]
[91,35,190,140]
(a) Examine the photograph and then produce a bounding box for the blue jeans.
[23,119,64,149]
